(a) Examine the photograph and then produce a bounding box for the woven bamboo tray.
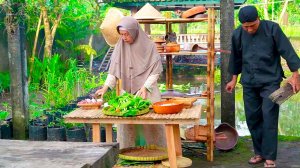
[102,108,150,117]
[119,145,168,161]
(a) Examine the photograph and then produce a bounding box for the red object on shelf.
[165,43,180,53]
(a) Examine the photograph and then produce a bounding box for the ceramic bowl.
[165,43,180,53]
[152,100,184,114]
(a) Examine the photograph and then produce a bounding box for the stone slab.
[0,140,119,168]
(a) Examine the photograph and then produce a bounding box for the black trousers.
[243,83,280,160]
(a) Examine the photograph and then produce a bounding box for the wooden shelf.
[162,62,208,67]
[138,18,208,24]
[159,51,207,55]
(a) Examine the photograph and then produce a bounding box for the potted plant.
[29,103,48,141]
[65,123,87,142]
[47,117,66,141]
[0,102,12,139]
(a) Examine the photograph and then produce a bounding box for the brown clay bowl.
[181,6,206,18]
[215,123,238,151]
[152,100,184,114]
[165,43,180,53]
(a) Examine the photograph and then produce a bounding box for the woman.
[95,16,166,149]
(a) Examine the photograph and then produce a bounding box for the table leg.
[173,124,182,156]
[105,124,113,143]
[92,123,101,143]
[165,124,177,168]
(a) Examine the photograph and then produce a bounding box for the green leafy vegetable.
[103,93,151,117]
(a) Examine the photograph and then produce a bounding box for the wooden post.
[116,79,122,96]
[105,124,113,143]
[92,124,101,143]
[6,3,29,140]
[206,8,215,161]
[220,0,236,127]
[173,124,182,156]
[165,22,173,90]
[166,55,173,89]
[165,124,177,168]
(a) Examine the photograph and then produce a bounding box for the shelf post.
[206,8,216,162]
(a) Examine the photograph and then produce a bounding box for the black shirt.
[229,20,300,86]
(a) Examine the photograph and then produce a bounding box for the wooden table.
[64,105,202,168]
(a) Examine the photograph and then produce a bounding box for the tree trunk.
[278,0,289,24]
[220,0,235,127]
[179,23,187,34]
[32,11,42,57]
[28,11,43,84]
[144,24,151,35]
[89,35,94,72]
[42,7,52,57]
[51,13,62,39]
[41,6,62,58]
[263,0,269,20]
[6,3,29,139]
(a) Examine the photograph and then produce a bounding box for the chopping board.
[169,97,197,108]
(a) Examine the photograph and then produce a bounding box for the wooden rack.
[138,8,216,161]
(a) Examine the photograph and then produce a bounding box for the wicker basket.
[119,145,168,161]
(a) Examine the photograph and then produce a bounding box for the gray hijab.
[108,16,163,94]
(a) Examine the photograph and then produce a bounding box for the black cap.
[238,6,258,23]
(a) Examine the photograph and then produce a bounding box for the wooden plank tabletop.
[64,105,201,125]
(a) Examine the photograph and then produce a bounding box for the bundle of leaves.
[103,93,151,117]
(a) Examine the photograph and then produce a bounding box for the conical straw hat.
[100,8,124,47]
[134,3,165,20]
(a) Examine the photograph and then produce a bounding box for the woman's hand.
[288,71,300,93]
[95,85,109,99]
[136,87,148,99]
[225,75,238,93]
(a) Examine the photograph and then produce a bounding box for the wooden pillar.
[220,0,235,127]
[206,8,215,162]
[6,3,29,139]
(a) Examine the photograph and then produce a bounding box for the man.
[226,5,300,168]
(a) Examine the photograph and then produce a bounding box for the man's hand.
[288,71,300,93]
[225,75,238,93]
